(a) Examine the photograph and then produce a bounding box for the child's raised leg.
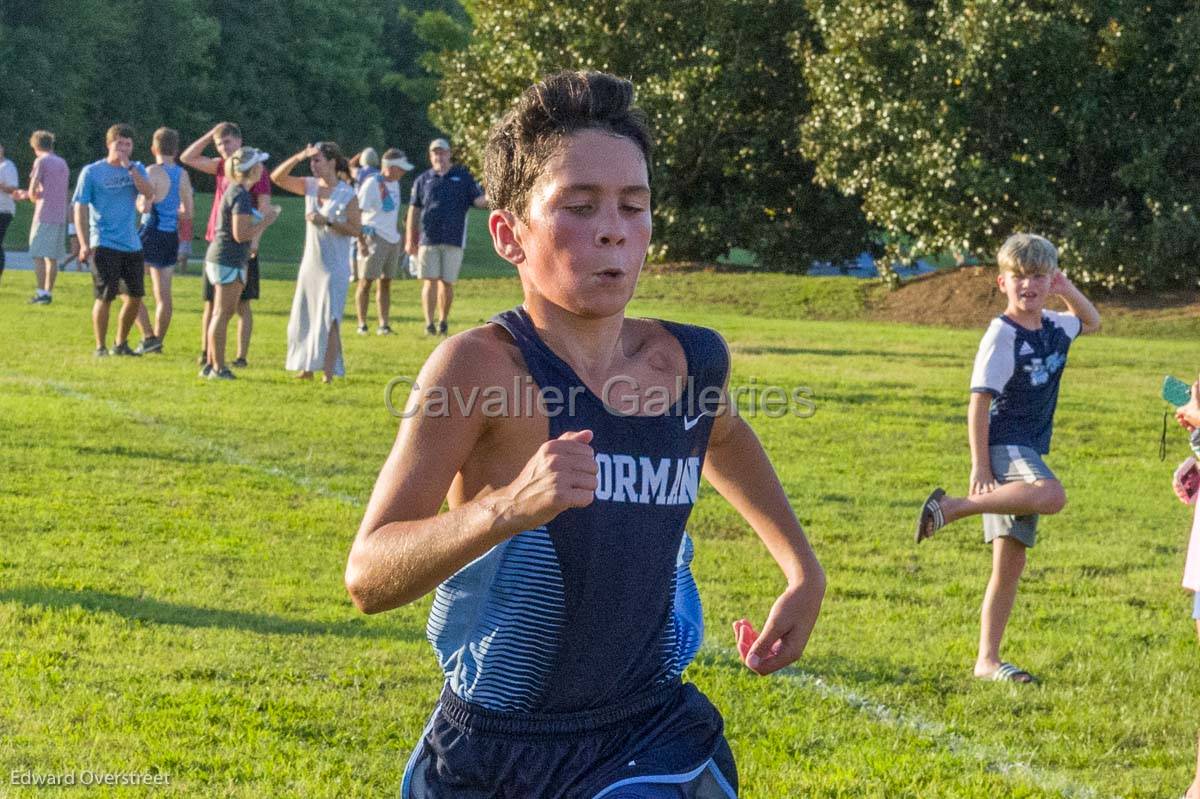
[942,478,1065,524]
[917,445,1063,542]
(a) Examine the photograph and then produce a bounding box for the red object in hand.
[732,618,782,667]
[733,619,757,661]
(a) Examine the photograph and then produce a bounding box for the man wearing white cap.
[355,147,412,335]
[405,137,486,336]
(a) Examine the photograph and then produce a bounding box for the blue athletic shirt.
[409,164,483,248]
[72,159,150,252]
[146,163,183,233]
[970,310,1082,454]
[426,306,729,714]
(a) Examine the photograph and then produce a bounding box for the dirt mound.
[869,266,1200,329]
[869,267,1005,328]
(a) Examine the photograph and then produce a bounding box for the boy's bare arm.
[179,171,194,219]
[702,408,826,676]
[1051,271,1101,334]
[346,333,598,613]
[180,125,222,175]
[250,191,271,254]
[73,203,91,261]
[968,392,995,494]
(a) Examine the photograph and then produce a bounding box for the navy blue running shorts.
[401,681,737,798]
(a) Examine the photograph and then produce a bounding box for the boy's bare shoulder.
[423,323,526,388]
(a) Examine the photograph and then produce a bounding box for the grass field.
[1,258,1197,797]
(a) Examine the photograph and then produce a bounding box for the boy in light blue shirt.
[73,123,155,356]
[915,233,1101,683]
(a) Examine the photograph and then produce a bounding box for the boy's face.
[510,129,651,319]
[998,269,1052,315]
[107,136,134,163]
[215,133,241,159]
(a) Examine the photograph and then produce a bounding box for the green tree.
[429,0,870,269]
[372,1,471,162]
[802,0,1200,288]
[0,0,217,176]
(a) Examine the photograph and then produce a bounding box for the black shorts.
[203,253,260,302]
[402,682,737,799]
[139,226,179,268]
[92,247,145,300]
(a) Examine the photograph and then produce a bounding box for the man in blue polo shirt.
[405,138,486,336]
[73,123,156,357]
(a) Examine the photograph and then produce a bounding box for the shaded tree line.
[433,0,1200,287]
[0,0,464,193]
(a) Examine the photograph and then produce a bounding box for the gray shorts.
[415,244,464,283]
[29,221,67,261]
[983,445,1057,548]
[355,233,405,280]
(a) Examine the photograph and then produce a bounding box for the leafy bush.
[801,0,1200,288]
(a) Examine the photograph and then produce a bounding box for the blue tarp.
[807,251,938,279]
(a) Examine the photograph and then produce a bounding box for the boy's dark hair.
[484,71,653,220]
[214,122,242,141]
[153,127,180,156]
[106,123,135,145]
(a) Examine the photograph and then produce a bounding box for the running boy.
[916,233,1101,683]
[73,123,156,356]
[346,71,825,797]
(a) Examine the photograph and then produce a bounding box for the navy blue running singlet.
[424,305,730,713]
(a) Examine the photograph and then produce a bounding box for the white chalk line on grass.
[6,373,1112,798]
[701,642,1113,799]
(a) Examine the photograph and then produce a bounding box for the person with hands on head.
[346,71,824,798]
[915,234,1101,684]
[200,147,280,380]
[273,142,360,383]
[73,123,156,357]
[180,121,272,367]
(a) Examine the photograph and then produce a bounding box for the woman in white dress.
[271,142,361,382]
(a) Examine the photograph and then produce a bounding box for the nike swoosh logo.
[683,414,707,431]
